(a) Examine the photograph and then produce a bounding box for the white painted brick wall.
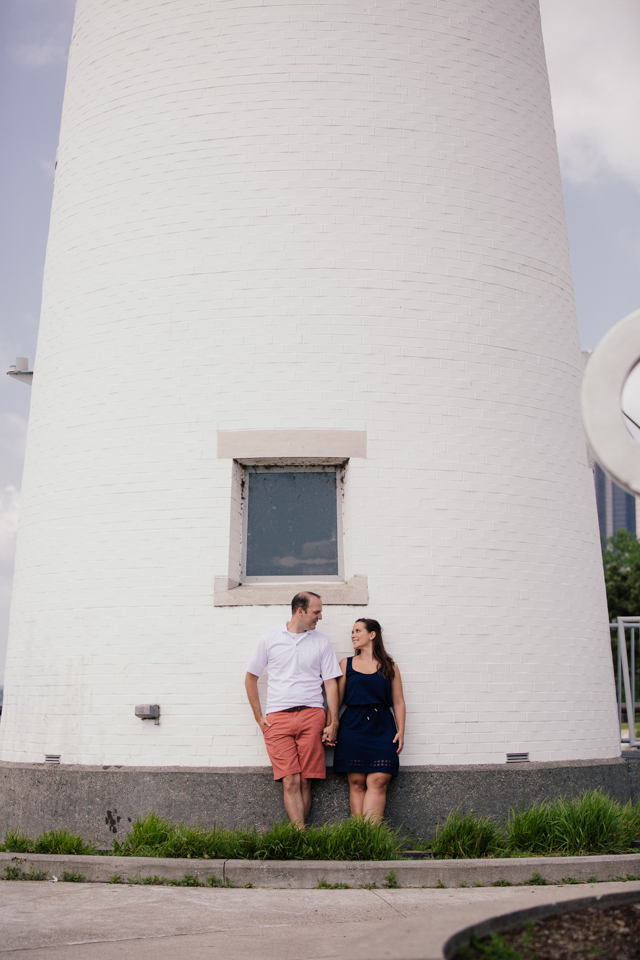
[0,0,620,768]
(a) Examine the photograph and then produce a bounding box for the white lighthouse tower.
[0,0,622,837]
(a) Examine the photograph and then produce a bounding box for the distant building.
[594,462,636,542]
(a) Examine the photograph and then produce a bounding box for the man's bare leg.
[282,773,306,829]
[301,777,312,819]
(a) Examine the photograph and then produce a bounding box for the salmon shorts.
[263,707,327,781]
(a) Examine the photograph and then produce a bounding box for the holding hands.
[322,720,339,746]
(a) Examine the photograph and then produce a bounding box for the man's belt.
[280,705,312,713]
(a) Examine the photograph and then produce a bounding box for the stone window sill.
[213,576,368,607]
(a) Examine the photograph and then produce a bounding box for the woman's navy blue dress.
[333,657,399,776]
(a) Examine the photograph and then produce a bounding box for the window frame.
[240,464,345,584]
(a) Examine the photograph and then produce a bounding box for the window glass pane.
[246,471,339,577]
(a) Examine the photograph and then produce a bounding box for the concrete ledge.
[0,759,631,847]
[223,853,640,889]
[2,851,640,889]
[217,430,367,460]
[213,575,369,606]
[0,852,226,885]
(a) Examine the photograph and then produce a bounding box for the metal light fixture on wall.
[135,705,160,725]
[6,357,33,386]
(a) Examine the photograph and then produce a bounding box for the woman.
[333,618,405,822]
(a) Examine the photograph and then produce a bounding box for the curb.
[2,851,640,888]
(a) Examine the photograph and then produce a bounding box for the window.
[214,430,369,605]
[242,466,343,582]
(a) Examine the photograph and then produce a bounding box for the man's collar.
[283,623,309,637]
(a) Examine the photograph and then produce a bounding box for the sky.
[0,0,639,683]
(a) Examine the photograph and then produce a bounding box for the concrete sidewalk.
[1,881,640,960]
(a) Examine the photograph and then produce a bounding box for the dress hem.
[333,764,399,777]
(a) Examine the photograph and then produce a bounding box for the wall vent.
[506,752,529,763]
[44,754,61,764]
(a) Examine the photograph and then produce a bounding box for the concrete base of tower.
[0,758,635,847]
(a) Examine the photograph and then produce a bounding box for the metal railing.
[611,617,640,746]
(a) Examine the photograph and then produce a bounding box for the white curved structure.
[582,309,640,498]
[1,0,619,769]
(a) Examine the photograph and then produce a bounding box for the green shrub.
[0,828,34,853]
[113,813,249,859]
[507,790,634,856]
[3,792,639,864]
[1,827,95,856]
[623,796,640,842]
[113,813,403,861]
[465,932,526,960]
[3,864,49,882]
[430,809,505,860]
[34,829,96,856]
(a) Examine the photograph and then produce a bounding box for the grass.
[0,827,96,856]
[384,869,398,888]
[117,873,234,887]
[3,864,49,881]
[1,791,639,864]
[459,922,539,960]
[430,809,505,860]
[506,791,639,856]
[427,791,640,859]
[111,813,404,861]
[461,932,525,960]
[620,722,640,738]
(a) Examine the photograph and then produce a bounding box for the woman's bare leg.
[362,772,392,823]
[347,772,367,815]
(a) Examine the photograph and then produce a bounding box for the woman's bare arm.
[337,658,348,707]
[391,665,406,754]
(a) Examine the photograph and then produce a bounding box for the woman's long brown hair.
[354,618,395,681]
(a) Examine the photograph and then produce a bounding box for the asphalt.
[2,880,640,960]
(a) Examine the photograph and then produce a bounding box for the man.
[245,591,342,828]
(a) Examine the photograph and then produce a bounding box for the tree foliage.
[602,529,640,620]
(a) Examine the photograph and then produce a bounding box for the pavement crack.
[370,889,407,915]
[0,930,229,953]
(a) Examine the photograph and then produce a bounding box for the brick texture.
[0,0,619,768]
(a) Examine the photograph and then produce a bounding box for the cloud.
[0,409,29,491]
[0,486,20,686]
[38,156,56,180]
[6,0,75,71]
[0,487,20,569]
[9,38,68,68]
[540,0,640,192]
[0,411,27,684]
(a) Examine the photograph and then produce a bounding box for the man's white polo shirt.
[247,625,342,715]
